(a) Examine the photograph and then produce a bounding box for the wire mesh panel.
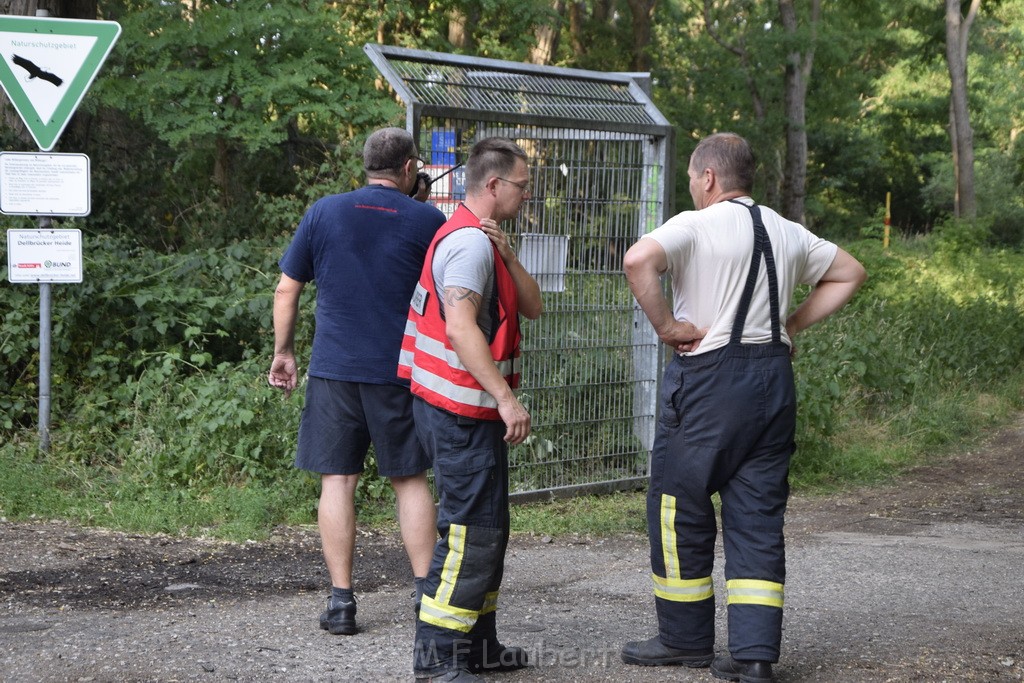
[365,45,674,500]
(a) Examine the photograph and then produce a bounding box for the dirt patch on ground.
[2,415,1023,682]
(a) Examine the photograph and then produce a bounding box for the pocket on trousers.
[435,449,498,524]
[658,366,685,429]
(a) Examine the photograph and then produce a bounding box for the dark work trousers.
[412,397,511,676]
[646,200,796,663]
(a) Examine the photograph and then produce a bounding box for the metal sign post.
[0,9,117,452]
[38,218,52,452]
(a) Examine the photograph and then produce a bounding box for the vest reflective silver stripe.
[419,594,477,633]
[412,365,499,410]
[660,494,681,579]
[652,573,714,602]
[401,319,520,377]
[726,579,784,608]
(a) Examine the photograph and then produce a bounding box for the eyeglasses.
[496,177,530,194]
[411,156,425,170]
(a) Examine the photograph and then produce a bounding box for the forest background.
[1,0,1023,540]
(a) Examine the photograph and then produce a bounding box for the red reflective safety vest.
[397,204,521,421]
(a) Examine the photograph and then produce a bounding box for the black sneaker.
[711,654,773,683]
[318,595,357,635]
[620,636,713,667]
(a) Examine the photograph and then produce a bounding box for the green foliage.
[103,0,383,153]
[788,238,1024,486]
[56,0,1024,251]
[5,0,1024,540]
[82,0,402,248]
[923,148,1024,248]
[0,233,399,522]
[2,235,288,473]
[6,231,1023,537]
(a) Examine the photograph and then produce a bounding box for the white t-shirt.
[645,197,837,354]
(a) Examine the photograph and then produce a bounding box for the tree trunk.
[568,1,586,58]
[530,0,565,65]
[624,0,657,71]
[57,0,97,19]
[0,1,96,18]
[778,0,820,225]
[945,0,979,220]
[448,7,478,50]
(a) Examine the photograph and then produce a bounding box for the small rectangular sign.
[6,228,83,283]
[519,233,570,293]
[0,152,90,216]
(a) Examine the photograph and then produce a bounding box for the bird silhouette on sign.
[12,54,63,87]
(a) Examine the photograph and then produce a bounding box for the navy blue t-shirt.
[279,185,446,385]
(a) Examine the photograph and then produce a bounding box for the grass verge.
[2,374,1022,543]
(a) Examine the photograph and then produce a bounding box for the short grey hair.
[689,132,755,194]
[363,127,417,177]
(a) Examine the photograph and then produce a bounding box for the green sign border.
[0,16,121,151]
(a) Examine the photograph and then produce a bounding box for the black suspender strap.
[727,199,782,345]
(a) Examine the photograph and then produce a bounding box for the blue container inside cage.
[431,130,458,165]
[451,166,466,199]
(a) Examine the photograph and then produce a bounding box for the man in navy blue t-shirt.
[268,127,446,636]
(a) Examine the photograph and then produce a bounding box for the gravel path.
[2,415,1023,682]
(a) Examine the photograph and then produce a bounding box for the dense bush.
[790,239,1024,483]
[3,235,300,476]
[1,233,1022,519]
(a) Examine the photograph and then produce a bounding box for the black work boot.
[466,611,529,673]
[620,636,713,667]
[318,595,357,635]
[711,654,773,683]
[467,643,529,673]
[413,669,482,683]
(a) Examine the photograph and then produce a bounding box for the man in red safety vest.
[399,137,543,683]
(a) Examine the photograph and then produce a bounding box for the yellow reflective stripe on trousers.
[654,494,713,602]
[726,579,784,608]
[419,594,477,633]
[660,494,680,579]
[480,591,499,615]
[652,573,714,602]
[419,524,478,632]
[435,524,467,606]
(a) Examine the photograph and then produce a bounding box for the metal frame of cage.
[364,44,675,502]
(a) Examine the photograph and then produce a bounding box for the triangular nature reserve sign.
[0,16,121,151]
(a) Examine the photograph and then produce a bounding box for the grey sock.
[330,586,354,608]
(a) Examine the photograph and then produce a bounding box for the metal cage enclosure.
[365,44,673,501]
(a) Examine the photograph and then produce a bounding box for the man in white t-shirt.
[620,133,866,683]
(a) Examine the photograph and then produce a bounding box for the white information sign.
[6,228,83,283]
[0,152,90,216]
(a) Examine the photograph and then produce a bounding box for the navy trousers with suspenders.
[646,200,796,662]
